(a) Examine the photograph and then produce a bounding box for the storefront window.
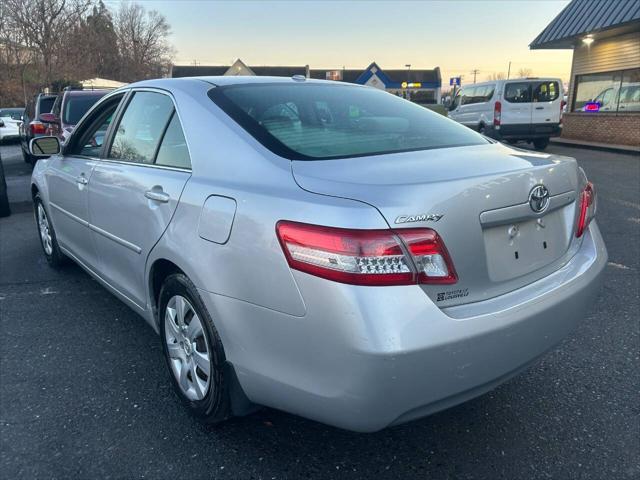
[572,68,640,113]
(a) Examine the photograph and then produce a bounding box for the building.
[171,59,442,105]
[530,0,640,146]
[171,59,308,79]
[310,63,442,104]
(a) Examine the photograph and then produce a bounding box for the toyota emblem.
[529,185,550,213]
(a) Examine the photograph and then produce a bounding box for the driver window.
[69,95,123,157]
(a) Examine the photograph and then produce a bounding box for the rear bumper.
[199,222,607,432]
[487,123,561,140]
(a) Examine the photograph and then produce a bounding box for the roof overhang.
[530,20,640,50]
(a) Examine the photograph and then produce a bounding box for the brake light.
[29,121,46,135]
[493,101,501,127]
[575,182,596,238]
[276,221,457,286]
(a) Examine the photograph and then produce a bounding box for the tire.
[0,154,10,218]
[22,146,34,165]
[478,124,486,135]
[159,273,231,423]
[33,194,66,267]
[533,137,550,150]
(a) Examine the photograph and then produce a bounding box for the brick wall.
[561,113,640,146]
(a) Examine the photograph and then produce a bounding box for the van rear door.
[501,81,533,136]
[531,80,561,129]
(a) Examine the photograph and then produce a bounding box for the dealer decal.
[436,288,469,302]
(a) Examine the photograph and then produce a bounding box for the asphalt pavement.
[1,141,638,479]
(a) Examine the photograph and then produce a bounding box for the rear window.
[532,81,559,102]
[63,94,104,125]
[209,83,487,160]
[38,96,56,114]
[504,83,531,103]
[0,108,24,120]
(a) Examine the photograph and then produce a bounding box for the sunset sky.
[105,0,574,88]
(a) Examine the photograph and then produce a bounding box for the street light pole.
[405,64,411,101]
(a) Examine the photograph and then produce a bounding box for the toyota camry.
[29,76,607,432]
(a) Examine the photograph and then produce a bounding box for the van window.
[532,81,559,102]
[504,83,531,103]
[473,85,495,103]
[461,87,475,105]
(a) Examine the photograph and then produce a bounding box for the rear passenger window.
[461,87,475,105]
[533,81,559,102]
[504,83,531,103]
[109,92,174,164]
[155,113,191,169]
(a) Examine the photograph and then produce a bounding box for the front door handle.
[76,175,88,185]
[145,190,170,203]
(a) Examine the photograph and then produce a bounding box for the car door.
[44,94,124,267]
[531,80,561,125]
[88,89,192,309]
[502,81,533,134]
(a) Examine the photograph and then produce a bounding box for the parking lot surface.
[1,142,638,479]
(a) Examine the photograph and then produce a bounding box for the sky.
[104,0,574,89]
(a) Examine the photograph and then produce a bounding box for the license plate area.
[483,208,571,282]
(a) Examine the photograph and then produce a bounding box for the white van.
[448,78,564,150]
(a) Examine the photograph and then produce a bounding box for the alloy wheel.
[37,204,53,256]
[164,295,212,401]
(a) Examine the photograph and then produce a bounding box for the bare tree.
[486,72,506,81]
[114,2,174,82]
[518,67,533,78]
[4,0,92,86]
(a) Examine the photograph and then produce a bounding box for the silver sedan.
[29,76,607,432]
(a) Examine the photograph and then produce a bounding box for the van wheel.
[159,273,231,424]
[533,138,550,150]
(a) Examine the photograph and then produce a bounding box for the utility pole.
[470,69,480,84]
[507,61,512,79]
[191,59,200,67]
[405,64,412,101]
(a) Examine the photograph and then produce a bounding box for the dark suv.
[41,88,109,143]
[20,93,57,165]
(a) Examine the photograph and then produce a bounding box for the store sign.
[326,70,343,81]
[401,82,422,89]
[450,77,461,86]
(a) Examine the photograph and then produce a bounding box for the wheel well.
[31,184,39,200]
[149,259,185,318]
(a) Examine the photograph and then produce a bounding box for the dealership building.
[530,0,640,146]
[171,59,442,104]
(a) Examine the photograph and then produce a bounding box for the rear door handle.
[144,190,170,203]
[535,106,544,110]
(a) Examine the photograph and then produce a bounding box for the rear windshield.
[0,108,24,120]
[208,83,487,160]
[38,96,56,114]
[63,94,104,125]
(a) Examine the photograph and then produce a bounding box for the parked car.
[580,82,640,112]
[20,93,57,165]
[0,108,25,143]
[448,78,564,150]
[29,77,606,432]
[0,150,10,217]
[41,88,109,143]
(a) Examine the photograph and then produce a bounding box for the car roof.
[62,89,110,97]
[125,75,360,91]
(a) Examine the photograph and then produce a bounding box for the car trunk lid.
[291,142,582,307]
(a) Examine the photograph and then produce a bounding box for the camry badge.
[395,214,444,224]
[529,184,550,213]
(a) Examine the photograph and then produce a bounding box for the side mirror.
[29,136,61,157]
[39,112,59,124]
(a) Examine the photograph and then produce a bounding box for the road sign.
[450,77,461,86]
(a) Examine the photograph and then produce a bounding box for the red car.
[41,88,109,142]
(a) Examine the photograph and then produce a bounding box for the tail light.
[575,182,596,238]
[29,121,47,135]
[276,221,457,286]
[493,101,501,127]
